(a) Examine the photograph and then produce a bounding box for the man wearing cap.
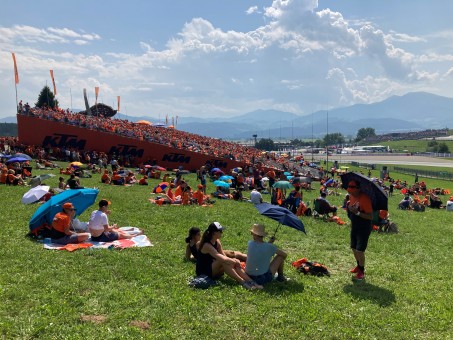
[88,199,134,242]
[49,202,90,244]
[346,180,373,280]
[245,224,288,285]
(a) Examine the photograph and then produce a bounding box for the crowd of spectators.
[15,106,320,175]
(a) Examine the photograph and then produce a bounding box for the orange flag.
[50,70,57,95]
[12,53,19,84]
[117,96,120,111]
[95,87,100,103]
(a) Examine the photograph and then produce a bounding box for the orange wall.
[17,114,245,171]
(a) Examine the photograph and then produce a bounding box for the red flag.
[117,96,120,112]
[12,53,19,84]
[50,70,57,95]
[95,87,100,103]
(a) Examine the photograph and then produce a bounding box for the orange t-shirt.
[349,192,372,214]
[193,190,204,205]
[51,212,71,234]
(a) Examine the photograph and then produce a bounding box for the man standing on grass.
[346,180,373,280]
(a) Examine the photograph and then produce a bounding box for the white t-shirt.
[250,190,263,204]
[446,200,453,211]
[88,210,108,231]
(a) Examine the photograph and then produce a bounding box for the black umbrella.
[255,203,306,235]
[340,172,388,211]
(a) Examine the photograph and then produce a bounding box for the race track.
[310,154,453,168]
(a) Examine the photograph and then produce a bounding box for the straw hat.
[250,224,267,237]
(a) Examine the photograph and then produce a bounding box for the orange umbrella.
[136,120,152,125]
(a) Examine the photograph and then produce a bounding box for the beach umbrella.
[153,182,169,193]
[219,175,234,182]
[210,168,221,173]
[29,188,99,232]
[255,203,306,235]
[29,173,56,188]
[11,153,32,160]
[291,177,309,184]
[284,172,291,176]
[340,172,388,211]
[213,180,230,188]
[152,165,166,171]
[70,161,84,167]
[136,120,152,125]
[22,185,50,204]
[6,156,30,163]
[273,181,293,189]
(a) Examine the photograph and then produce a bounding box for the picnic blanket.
[43,227,153,251]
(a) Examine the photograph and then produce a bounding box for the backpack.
[292,258,330,276]
[188,275,218,289]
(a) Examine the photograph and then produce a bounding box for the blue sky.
[1,0,453,120]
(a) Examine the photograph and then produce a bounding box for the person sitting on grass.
[88,199,136,242]
[139,175,148,185]
[101,170,111,184]
[185,226,247,262]
[185,227,202,261]
[66,173,83,189]
[446,196,453,211]
[196,222,262,290]
[49,202,90,245]
[245,224,288,285]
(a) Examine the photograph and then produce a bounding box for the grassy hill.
[0,164,452,338]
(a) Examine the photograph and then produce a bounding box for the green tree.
[323,132,345,146]
[356,127,376,142]
[255,138,275,151]
[437,143,449,153]
[35,85,59,109]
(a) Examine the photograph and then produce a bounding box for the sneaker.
[354,271,365,280]
[349,266,359,273]
[242,281,258,290]
[251,281,264,289]
[276,275,290,282]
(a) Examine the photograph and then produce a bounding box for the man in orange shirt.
[346,180,373,280]
[50,202,90,245]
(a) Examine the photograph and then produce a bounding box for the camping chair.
[313,198,332,220]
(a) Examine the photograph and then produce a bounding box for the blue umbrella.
[210,167,221,173]
[213,180,230,188]
[219,175,234,181]
[6,156,30,163]
[284,172,291,176]
[29,188,99,232]
[11,153,32,160]
[255,203,306,235]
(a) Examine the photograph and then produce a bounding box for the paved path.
[310,154,453,168]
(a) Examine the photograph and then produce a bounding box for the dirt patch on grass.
[129,320,150,330]
[80,314,107,324]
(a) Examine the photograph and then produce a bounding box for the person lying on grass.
[185,226,247,262]
[195,222,262,290]
[49,202,90,245]
[88,199,137,242]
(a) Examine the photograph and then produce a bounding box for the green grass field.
[1,165,452,339]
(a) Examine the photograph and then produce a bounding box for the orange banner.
[95,87,100,103]
[12,53,19,84]
[50,70,57,95]
[117,96,120,112]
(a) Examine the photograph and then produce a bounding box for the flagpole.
[70,88,73,112]
[14,81,18,113]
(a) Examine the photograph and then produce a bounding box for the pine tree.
[35,85,59,109]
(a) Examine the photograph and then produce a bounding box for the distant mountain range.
[2,92,452,139]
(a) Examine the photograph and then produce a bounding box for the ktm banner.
[50,70,57,95]
[12,53,19,84]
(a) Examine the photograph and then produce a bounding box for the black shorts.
[350,219,372,252]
